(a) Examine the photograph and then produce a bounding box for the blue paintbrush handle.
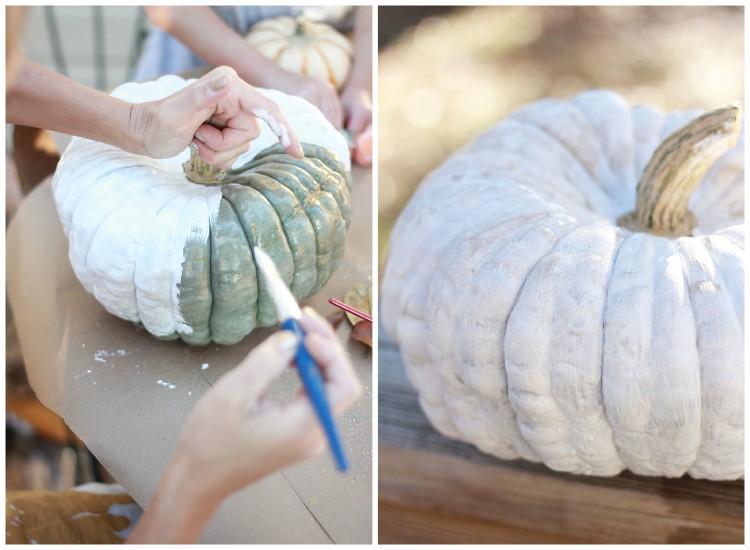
[281,318,348,471]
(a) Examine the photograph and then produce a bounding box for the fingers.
[305,331,362,412]
[182,67,234,124]
[191,138,250,169]
[299,307,338,341]
[192,120,259,168]
[248,102,304,158]
[215,331,298,401]
[345,106,371,138]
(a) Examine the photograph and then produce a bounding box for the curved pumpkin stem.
[295,16,307,36]
[618,103,741,237]
[182,150,226,185]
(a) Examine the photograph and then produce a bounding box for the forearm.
[6,57,140,153]
[346,6,372,90]
[146,6,283,87]
[126,453,222,544]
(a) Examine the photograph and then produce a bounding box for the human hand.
[129,66,304,168]
[170,307,362,505]
[266,68,344,129]
[340,83,372,139]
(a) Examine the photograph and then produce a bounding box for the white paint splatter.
[157,380,176,389]
[252,109,291,148]
[73,369,93,381]
[201,363,209,370]
[94,349,130,363]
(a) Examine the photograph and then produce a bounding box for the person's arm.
[144,6,343,127]
[340,6,373,137]
[6,58,302,168]
[7,56,141,154]
[127,308,361,544]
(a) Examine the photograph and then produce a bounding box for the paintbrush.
[253,246,348,472]
[328,298,373,323]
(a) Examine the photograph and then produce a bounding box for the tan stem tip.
[618,102,742,237]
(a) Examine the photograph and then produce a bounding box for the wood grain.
[378,327,744,544]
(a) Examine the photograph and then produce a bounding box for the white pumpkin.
[245,16,353,90]
[381,90,744,480]
[52,74,351,345]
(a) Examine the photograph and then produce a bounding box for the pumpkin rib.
[75,164,154,311]
[247,145,351,226]
[508,100,621,216]
[173,195,215,345]
[254,165,322,291]
[505,224,627,475]
[231,172,318,299]
[690,138,745,230]
[208,197,258,344]
[220,184,294,327]
[315,37,353,57]
[433,208,581,461]
[313,44,336,87]
[571,91,637,208]
[382,187,531,441]
[702,229,744,323]
[676,236,743,479]
[470,120,614,218]
[247,159,340,291]
[601,234,702,477]
[133,192,193,337]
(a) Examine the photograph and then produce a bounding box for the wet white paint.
[201,363,210,370]
[252,108,291,148]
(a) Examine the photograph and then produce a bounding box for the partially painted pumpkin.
[382,90,744,480]
[53,75,351,345]
[245,16,353,90]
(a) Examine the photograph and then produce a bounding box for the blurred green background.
[377,5,744,278]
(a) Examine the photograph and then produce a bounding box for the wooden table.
[379,326,744,544]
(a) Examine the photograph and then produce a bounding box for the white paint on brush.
[252,108,291,148]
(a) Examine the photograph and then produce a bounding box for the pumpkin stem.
[182,150,226,185]
[617,103,741,237]
[295,16,307,36]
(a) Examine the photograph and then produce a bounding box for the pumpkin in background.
[381,90,744,480]
[52,75,351,346]
[245,16,353,90]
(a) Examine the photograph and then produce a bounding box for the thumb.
[194,70,232,110]
[172,69,233,126]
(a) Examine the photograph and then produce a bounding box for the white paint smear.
[252,109,291,148]
[201,363,209,370]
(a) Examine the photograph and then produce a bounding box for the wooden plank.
[378,325,744,544]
